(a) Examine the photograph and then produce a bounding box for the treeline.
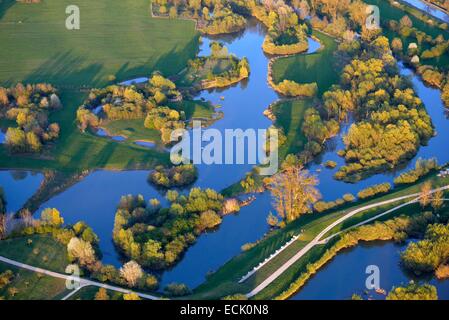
[394,158,439,185]
[272,80,318,97]
[313,193,355,213]
[153,0,247,35]
[148,164,198,188]
[76,74,186,144]
[0,83,62,153]
[113,189,235,270]
[357,183,391,200]
[402,223,449,279]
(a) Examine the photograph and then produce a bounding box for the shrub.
[164,283,191,297]
[357,183,392,200]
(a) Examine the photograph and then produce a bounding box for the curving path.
[0,256,159,300]
[246,185,449,298]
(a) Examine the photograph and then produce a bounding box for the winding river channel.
[1,2,449,296]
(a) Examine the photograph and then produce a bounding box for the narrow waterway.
[0,171,43,213]
[290,241,449,300]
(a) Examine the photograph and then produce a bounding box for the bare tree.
[269,165,321,222]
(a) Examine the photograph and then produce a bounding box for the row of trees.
[273,80,318,97]
[113,189,229,270]
[153,0,248,35]
[0,83,62,153]
[394,158,439,185]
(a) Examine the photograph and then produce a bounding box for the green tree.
[40,208,64,226]
[387,282,437,300]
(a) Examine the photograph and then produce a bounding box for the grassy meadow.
[0,0,199,172]
[271,31,339,97]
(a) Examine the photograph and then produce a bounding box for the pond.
[290,241,449,300]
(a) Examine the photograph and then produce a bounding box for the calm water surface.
[0,171,43,213]
[291,241,449,300]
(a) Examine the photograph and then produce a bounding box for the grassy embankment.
[190,172,449,300]
[0,0,203,173]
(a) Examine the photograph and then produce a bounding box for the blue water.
[0,171,43,213]
[160,193,272,288]
[0,131,5,144]
[291,241,449,300]
[37,171,168,265]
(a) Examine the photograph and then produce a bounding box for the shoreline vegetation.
[179,41,251,91]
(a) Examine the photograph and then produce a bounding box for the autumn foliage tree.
[269,164,321,222]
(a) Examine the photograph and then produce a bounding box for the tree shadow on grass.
[114,35,200,82]
[22,51,104,88]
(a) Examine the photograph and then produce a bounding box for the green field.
[370,0,449,68]
[0,0,199,172]
[0,235,70,300]
[271,31,340,97]
[271,99,312,158]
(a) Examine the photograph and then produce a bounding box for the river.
[290,241,449,300]
[1,9,449,292]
